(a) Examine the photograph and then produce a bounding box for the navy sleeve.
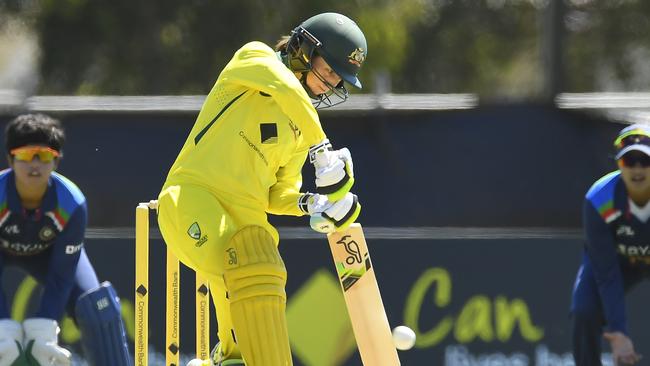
[583,198,627,333]
[0,254,9,318]
[35,202,86,320]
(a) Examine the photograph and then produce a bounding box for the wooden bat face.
[328,224,401,366]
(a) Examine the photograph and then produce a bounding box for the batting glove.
[309,139,355,202]
[299,192,361,233]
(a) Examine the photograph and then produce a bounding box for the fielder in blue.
[0,114,130,366]
[572,124,650,366]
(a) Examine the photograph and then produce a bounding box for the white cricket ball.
[392,325,416,350]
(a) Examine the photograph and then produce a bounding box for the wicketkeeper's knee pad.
[222,226,291,366]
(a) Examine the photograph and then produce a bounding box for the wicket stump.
[135,200,211,366]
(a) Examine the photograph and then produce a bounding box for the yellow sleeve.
[267,148,309,216]
[220,41,326,145]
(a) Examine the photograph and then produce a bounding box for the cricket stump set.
[135,200,211,366]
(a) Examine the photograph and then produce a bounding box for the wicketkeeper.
[0,114,131,366]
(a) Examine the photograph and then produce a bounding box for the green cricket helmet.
[284,12,368,108]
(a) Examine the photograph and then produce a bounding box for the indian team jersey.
[0,169,88,320]
[162,41,326,216]
[0,170,86,256]
[585,170,650,266]
[583,170,650,332]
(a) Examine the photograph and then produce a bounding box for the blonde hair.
[274,36,290,52]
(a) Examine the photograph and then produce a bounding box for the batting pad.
[75,281,131,366]
[223,226,292,366]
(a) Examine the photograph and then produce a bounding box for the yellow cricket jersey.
[162,41,326,216]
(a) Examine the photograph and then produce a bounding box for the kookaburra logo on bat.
[337,234,362,265]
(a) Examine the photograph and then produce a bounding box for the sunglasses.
[618,152,650,168]
[10,146,60,163]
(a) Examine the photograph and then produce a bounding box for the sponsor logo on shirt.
[288,120,301,140]
[617,244,650,259]
[3,225,19,235]
[239,131,269,166]
[65,243,83,254]
[0,239,50,255]
[260,123,278,144]
[616,225,635,237]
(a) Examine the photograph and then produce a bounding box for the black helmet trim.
[298,27,322,48]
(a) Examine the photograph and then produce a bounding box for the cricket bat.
[327,223,401,366]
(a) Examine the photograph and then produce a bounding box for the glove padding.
[22,318,71,366]
[299,192,361,233]
[309,139,355,202]
[0,319,27,366]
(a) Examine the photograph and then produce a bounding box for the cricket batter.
[157,12,367,366]
[571,124,650,366]
[0,114,131,366]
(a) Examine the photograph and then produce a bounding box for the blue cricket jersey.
[0,169,87,320]
[584,170,650,334]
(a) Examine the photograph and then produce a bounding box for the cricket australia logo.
[348,48,365,67]
[187,222,201,239]
[188,222,208,247]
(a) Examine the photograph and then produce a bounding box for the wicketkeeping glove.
[309,139,355,202]
[22,318,71,366]
[0,319,27,366]
[299,192,361,233]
